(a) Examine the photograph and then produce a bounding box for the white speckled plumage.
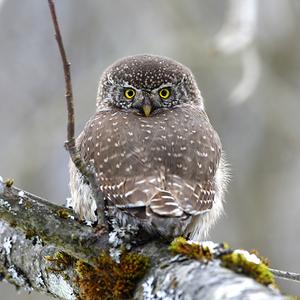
[69,54,229,240]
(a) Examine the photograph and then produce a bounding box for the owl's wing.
[156,177,216,217]
[144,105,221,218]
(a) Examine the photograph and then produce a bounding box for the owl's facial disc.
[119,83,180,116]
[129,86,176,116]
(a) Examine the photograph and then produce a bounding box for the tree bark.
[0,181,287,299]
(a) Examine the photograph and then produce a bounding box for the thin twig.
[48,0,75,153]
[48,0,91,177]
[47,0,106,224]
[270,268,300,283]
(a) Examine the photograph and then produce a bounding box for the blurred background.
[0,0,299,298]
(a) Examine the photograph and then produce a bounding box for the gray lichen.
[108,218,139,263]
[35,272,45,288]
[3,236,13,257]
[18,190,26,205]
[142,276,155,299]
[0,176,4,194]
[48,273,76,300]
[7,265,32,291]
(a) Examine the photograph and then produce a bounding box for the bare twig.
[47,0,106,223]
[47,0,90,177]
[270,268,300,283]
[47,0,75,155]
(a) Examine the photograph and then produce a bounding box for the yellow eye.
[124,88,136,100]
[159,88,171,99]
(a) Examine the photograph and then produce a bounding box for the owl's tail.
[147,190,184,218]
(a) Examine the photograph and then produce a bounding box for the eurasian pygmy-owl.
[69,54,228,241]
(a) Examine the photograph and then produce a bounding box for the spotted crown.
[96,54,203,111]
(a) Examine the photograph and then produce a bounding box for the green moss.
[75,251,150,300]
[4,178,14,187]
[24,200,33,209]
[9,220,17,228]
[44,251,75,272]
[169,238,278,289]
[56,208,71,219]
[169,237,213,262]
[25,227,37,240]
[220,252,277,288]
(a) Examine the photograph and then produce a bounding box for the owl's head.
[97,54,203,116]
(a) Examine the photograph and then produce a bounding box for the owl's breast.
[140,106,221,182]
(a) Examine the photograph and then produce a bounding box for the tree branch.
[269,268,300,283]
[0,180,289,299]
[0,184,108,262]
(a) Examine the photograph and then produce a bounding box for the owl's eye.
[124,88,136,100]
[159,88,171,99]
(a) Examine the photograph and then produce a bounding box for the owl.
[69,54,228,241]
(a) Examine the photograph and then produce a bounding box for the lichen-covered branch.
[0,181,288,299]
[0,220,78,299]
[0,181,108,261]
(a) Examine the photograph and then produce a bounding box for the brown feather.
[78,104,221,220]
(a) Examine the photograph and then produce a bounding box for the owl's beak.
[142,104,152,117]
